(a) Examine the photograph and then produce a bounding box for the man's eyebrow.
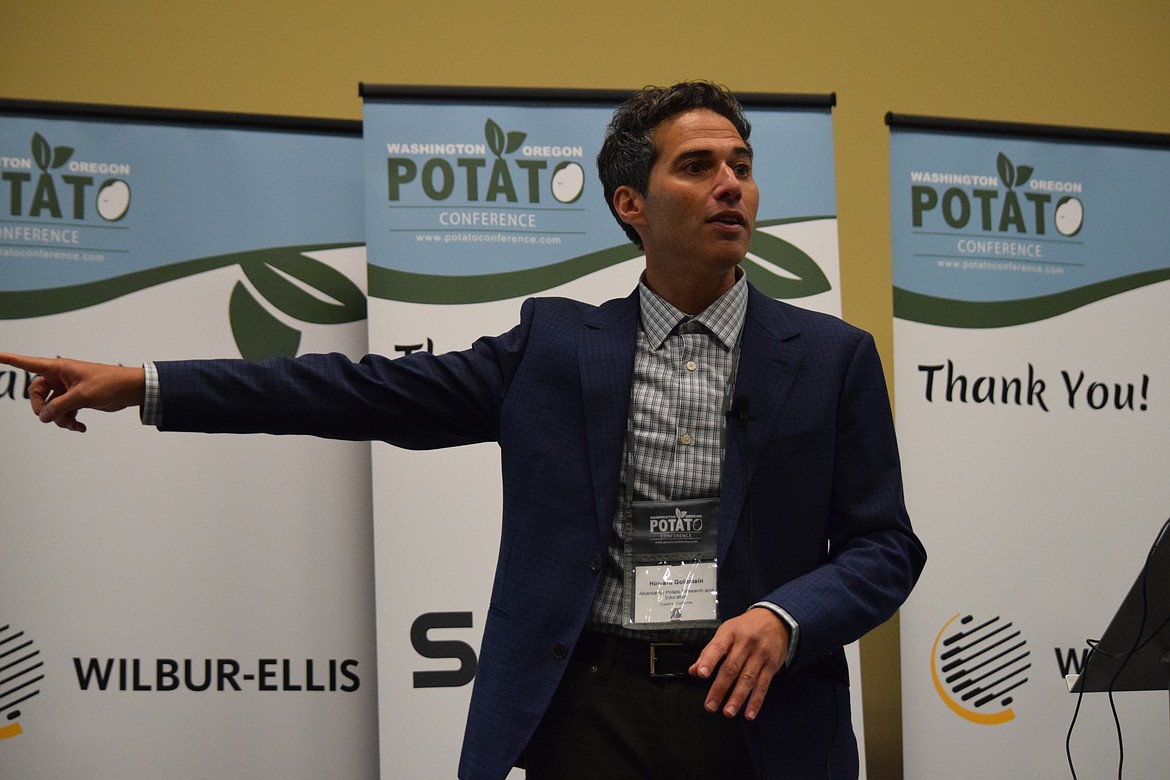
[671,144,755,163]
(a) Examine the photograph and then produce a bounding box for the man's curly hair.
[596,81,752,248]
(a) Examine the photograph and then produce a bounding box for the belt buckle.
[649,642,687,678]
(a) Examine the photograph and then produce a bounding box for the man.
[1,81,925,779]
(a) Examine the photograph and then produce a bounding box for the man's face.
[618,108,759,295]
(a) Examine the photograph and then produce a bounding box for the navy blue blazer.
[156,283,925,779]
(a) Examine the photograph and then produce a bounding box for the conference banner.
[889,116,1170,777]
[361,84,850,779]
[0,102,377,778]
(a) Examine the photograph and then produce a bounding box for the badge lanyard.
[620,331,740,631]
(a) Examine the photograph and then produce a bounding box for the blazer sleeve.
[153,300,536,449]
[761,330,926,669]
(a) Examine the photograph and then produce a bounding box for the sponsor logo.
[931,612,1032,725]
[0,624,43,741]
[1053,645,1094,681]
[0,621,367,745]
[411,612,477,688]
[72,657,360,693]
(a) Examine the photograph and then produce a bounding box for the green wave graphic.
[368,217,837,304]
[0,244,364,320]
[368,243,643,304]
[894,267,1170,328]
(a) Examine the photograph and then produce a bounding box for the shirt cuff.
[140,361,161,427]
[749,601,800,666]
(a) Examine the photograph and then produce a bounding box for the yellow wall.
[4,2,1168,776]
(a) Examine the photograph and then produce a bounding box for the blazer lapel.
[718,287,804,556]
[578,291,639,546]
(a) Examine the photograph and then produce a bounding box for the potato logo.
[551,161,584,204]
[97,178,131,222]
[1054,196,1083,237]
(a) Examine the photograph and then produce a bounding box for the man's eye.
[735,163,752,177]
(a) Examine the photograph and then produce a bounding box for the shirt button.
[685,360,698,371]
[680,433,694,446]
[552,643,568,660]
[590,555,603,572]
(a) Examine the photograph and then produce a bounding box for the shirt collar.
[638,270,748,351]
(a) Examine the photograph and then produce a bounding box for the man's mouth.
[709,212,747,228]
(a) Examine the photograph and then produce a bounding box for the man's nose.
[713,164,742,200]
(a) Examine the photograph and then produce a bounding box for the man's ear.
[612,185,648,232]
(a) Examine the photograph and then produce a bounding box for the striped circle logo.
[931,613,1032,725]
[1,624,43,740]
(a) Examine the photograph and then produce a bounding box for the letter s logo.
[410,611,478,688]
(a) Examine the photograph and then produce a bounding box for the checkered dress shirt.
[585,274,748,642]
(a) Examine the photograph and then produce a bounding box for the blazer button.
[589,555,603,572]
[552,643,568,660]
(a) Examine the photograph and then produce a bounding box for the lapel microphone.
[727,395,754,422]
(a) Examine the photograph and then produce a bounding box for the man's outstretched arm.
[0,353,145,433]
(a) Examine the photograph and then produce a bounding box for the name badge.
[632,561,719,625]
[624,497,719,629]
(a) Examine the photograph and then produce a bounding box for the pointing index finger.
[0,352,52,374]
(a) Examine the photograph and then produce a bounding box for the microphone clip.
[727,395,755,422]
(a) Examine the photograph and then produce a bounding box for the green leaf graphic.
[50,145,74,169]
[485,119,505,157]
[997,153,1015,189]
[229,282,302,361]
[238,248,366,324]
[32,133,50,172]
[742,231,831,299]
[505,131,526,155]
[1015,165,1034,187]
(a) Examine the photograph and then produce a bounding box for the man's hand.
[0,353,146,433]
[690,607,789,721]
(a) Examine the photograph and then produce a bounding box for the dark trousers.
[524,632,757,780]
